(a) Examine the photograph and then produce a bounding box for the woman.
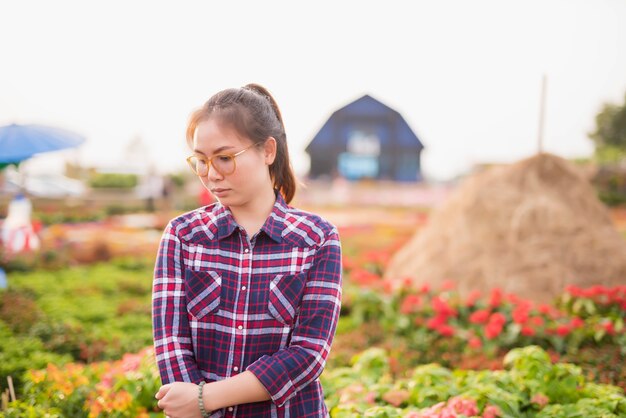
[152,84,342,417]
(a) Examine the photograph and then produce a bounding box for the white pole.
[538,74,547,154]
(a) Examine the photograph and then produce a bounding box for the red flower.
[489,288,503,308]
[485,321,504,339]
[484,313,506,339]
[512,306,530,324]
[426,314,447,330]
[556,324,571,337]
[489,312,506,325]
[570,317,584,329]
[400,294,421,315]
[469,309,490,324]
[602,321,616,336]
[538,304,552,315]
[437,324,455,337]
[432,296,457,318]
[521,326,535,336]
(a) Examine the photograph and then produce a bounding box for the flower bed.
[3,345,625,417]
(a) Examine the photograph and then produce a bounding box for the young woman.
[152,84,342,418]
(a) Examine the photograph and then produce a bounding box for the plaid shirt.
[152,193,342,417]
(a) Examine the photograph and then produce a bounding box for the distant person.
[152,84,342,417]
[0,193,40,254]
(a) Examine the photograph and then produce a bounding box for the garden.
[0,205,625,417]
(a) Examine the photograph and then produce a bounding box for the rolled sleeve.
[152,221,203,384]
[247,229,342,407]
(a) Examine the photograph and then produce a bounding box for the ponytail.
[242,84,297,204]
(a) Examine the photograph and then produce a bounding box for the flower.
[469,309,490,324]
[570,317,585,329]
[489,288,503,308]
[556,324,571,337]
[401,294,421,315]
[436,324,456,337]
[468,336,482,349]
[382,389,410,407]
[483,405,502,418]
[531,393,549,408]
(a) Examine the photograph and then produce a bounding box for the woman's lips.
[211,188,230,197]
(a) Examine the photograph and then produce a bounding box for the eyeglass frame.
[186,143,258,177]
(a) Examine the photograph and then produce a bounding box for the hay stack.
[384,153,626,302]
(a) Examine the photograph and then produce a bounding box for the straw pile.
[384,153,626,302]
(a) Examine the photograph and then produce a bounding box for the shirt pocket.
[268,272,307,326]
[184,269,222,320]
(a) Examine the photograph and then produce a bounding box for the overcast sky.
[1,0,626,181]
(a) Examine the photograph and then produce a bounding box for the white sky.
[1,0,626,181]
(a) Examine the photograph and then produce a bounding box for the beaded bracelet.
[198,381,210,418]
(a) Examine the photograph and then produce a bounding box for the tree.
[589,93,626,163]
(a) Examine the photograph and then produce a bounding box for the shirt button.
[237,325,243,330]
[244,248,249,253]
[233,366,239,371]
[241,286,247,290]
[228,406,234,412]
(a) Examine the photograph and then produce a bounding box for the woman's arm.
[152,221,203,384]
[156,371,269,417]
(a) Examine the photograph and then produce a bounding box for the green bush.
[88,173,138,189]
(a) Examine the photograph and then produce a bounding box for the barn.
[305,94,424,182]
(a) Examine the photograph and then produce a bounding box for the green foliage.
[589,94,626,149]
[323,346,626,417]
[88,173,138,189]
[0,322,71,392]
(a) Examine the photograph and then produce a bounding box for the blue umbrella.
[0,123,86,164]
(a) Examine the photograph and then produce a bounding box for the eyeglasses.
[186,144,257,177]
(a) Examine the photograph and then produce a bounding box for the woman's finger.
[155,383,172,399]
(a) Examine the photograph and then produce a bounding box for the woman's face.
[192,117,275,209]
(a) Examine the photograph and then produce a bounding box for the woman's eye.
[217,156,231,162]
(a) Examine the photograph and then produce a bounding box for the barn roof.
[306,94,424,152]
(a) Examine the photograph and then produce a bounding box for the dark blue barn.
[305,94,424,182]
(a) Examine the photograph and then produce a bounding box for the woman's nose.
[207,163,223,181]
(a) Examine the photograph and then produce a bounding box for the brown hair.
[186,83,296,203]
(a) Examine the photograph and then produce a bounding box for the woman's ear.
[264,137,277,165]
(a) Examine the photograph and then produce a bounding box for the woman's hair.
[186,83,296,203]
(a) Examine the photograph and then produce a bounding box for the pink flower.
[468,336,483,349]
[483,405,502,418]
[531,393,549,408]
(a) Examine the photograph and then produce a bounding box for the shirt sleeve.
[246,228,342,407]
[152,221,203,384]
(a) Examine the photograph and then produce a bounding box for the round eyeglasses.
[186,144,257,177]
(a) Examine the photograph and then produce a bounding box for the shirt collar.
[214,191,287,243]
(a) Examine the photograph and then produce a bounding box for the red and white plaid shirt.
[152,193,342,417]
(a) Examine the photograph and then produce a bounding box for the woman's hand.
[155,382,203,418]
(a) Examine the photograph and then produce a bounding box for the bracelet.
[198,381,210,418]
